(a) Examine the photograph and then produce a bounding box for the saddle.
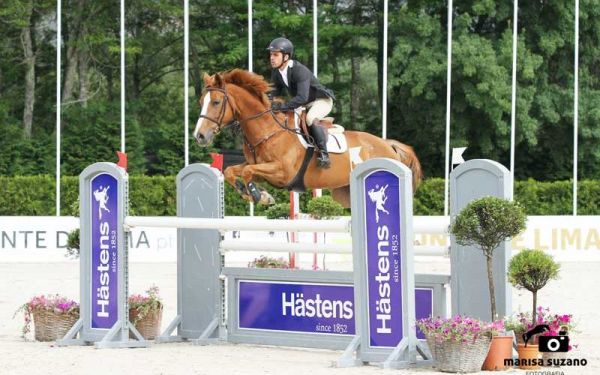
[297,111,336,141]
[285,109,347,153]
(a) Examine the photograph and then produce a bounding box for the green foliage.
[450,196,527,256]
[514,179,600,215]
[508,248,561,322]
[0,175,57,215]
[61,102,146,175]
[414,178,445,215]
[65,228,80,258]
[2,1,600,181]
[265,203,290,219]
[306,196,345,219]
[508,249,560,293]
[128,286,163,324]
[248,255,290,269]
[129,175,176,216]
[3,176,600,216]
[450,195,527,320]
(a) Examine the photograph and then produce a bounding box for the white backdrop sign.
[1,216,599,262]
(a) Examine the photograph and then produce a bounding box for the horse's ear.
[214,73,224,88]
[203,73,213,87]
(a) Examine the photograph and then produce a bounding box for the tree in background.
[0,0,599,185]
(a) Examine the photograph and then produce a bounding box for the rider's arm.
[269,70,285,98]
[284,74,310,109]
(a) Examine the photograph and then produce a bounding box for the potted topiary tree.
[508,248,560,327]
[508,248,561,367]
[450,196,527,371]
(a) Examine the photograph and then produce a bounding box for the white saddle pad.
[293,111,348,154]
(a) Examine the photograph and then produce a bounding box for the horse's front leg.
[241,161,286,204]
[223,163,253,201]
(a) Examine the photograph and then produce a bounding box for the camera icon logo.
[523,324,570,353]
[539,334,570,353]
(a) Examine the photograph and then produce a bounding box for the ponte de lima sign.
[236,280,432,339]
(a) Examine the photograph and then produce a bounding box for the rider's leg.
[306,98,333,169]
[308,122,330,168]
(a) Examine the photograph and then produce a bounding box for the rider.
[267,37,335,169]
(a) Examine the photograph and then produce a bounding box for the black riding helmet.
[266,37,294,57]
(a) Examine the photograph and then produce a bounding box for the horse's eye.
[212,101,221,106]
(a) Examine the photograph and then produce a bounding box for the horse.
[193,69,422,208]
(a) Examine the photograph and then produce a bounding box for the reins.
[201,85,312,163]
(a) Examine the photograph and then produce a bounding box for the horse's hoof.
[259,191,276,205]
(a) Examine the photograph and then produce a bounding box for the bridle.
[199,86,272,134]
[198,87,236,134]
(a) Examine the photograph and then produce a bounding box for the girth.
[285,147,315,193]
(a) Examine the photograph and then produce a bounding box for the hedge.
[1,176,599,216]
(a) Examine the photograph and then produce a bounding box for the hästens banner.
[364,170,403,348]
[90,173,119,329]
[238,281,355,335]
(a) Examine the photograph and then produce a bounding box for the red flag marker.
[210,152,223,172]
[116,151,128,171]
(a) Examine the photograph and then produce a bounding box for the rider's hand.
[271,102,287,112]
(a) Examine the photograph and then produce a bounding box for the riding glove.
[271,102,288,112]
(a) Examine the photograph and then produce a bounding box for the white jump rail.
[125,215,450,257]
[219,240,448,256]
[414,216,449,234]
[124,216,352,233]
[124,215,449,234]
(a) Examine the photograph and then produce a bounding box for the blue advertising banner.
[364,170,403,348]
[90,173,119,329]
[238,281,355,335]
[415,288,433,340]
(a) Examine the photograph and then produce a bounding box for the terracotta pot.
[516,343,542,369]
[482,335,514,371]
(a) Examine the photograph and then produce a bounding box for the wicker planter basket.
[32,309,79,342]
[129,307,163,340]
[426,335,492,373]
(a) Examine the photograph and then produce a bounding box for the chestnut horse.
[193,69,422,208]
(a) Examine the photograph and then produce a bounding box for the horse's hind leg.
[332,186,351,209]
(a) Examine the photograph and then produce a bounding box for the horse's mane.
[220,69,271,107]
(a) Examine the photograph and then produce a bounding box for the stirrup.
[317,152,331,169]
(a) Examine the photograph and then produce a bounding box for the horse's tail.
[385,139,423,193]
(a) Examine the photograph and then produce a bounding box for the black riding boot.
[309,122,331,169]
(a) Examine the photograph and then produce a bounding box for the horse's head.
[193,73,237,146]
